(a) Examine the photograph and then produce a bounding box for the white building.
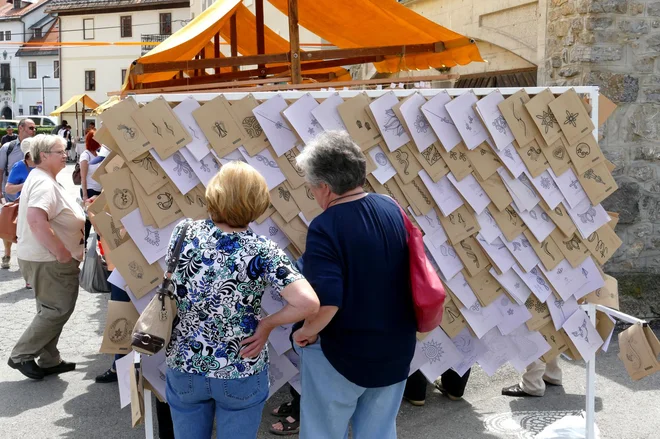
[0,0,60,121]
[48,0,189,133]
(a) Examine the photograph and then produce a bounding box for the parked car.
[18,116,58,127]
[0,119,19,129]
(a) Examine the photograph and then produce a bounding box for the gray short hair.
[31,134,65,165]
[18,119,34,130]
[296,130,366,195]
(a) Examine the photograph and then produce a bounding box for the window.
[0,33,4,42]
[34,28,42,39]
[121,68,127,84]
[160,13,172,35]
[29,106,39,116]
[54,60,60,79]
[85,70,95,91]
[28,61,37,79]
[0,64,9,91]
[5,31,10,41]
[83,18,94,40]
[120,16,132,38]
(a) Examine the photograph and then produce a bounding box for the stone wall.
[543,0,660,316]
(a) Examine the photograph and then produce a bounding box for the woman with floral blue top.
[165,162,319,439]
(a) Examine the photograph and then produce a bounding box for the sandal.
[271,402,297,418]
[269,417,300,436]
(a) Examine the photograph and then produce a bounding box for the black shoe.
[501,384,540,397]
[7,358,45,380]
[42,360,76,376]
[95,369,118,383]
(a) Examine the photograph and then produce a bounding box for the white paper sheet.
[549,167,589,209]
[269,324,293,356]
[461,298,503,339]
[512,264,554,303]
[566,199,610,240]
[261,285,288,315]
[284,350,302,393]
[125,285,157,314]
[447,173,491,215]
[476,91,516,150]
[249,217,291,251]
[562,308,604,359]
[493,142,527,178]
[529,170,565,210]
[546,294,580,331]
[268,349,299,398]
[476,209,503,245]
[424,235,464,281]
[218,149,246,165]
[495,294,533,335]
[369,92,411,152]
[108,269,127,290]
[446,272,477,307]
[540,259,586,301]
[115,352,135,409]
[400,93,438,153]
[142,351,167,402]
[152,149,202,195]
[515,204,557,242]
[445,91,489,150]
[419,171,464,216]
[478,328,520,376]
[573,257,606,300]
[490,267,532,305]
[282,93,321,145]
[503,234,541,273]
[478,235,516,274]
[121,209,183,265]
[451,327,488,376]
[173,97,211,161]
[498,168,540,212]
[239,146,286,190]
[508,325,551,372]
[187,150,221,187]
[418,327,465,382]
[368,145,397,184]
[311,93,347,132]
[252,95,298,156]
[409,207,447,243]
[420,91,462,152]
[298,212,311,227]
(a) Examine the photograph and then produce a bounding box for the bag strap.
[166,221,191,275]
[4,140,16,176]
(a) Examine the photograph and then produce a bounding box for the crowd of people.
[2,128,565,438]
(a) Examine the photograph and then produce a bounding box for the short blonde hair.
[205,161,269,228]
[31,134,65,165]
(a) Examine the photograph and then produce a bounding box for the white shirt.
[79,150,102,192]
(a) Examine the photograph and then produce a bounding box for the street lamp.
[41,75,50,116]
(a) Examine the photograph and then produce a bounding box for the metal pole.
[583,303,597,439]
[144,389,154,439]
[41,76,45,116]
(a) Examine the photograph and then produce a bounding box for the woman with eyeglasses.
[7,134,85,381]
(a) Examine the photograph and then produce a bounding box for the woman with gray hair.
[291,131,416,439]
[7,134,85,380]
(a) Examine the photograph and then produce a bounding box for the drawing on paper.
[188,125,200,139]
[527,145,542,162]
[583,169,605,185]
[184,194,195,205]
[212,121,228,138]
[414,114,430,134]
[424,109,455,126]
[492,115,508,135]
[394,150,411,175]
[626,338,642,370]
[570,179,580,190]
[112,188,134,210]
[173,153,195,179]
[255,154,278,168]
[151,121,163,137]
[503,148,514,161]
[553,146,565,160]
[469,301,481,313]
[356,120,363,129]
[268,364,283,386]
[536,110,557,134]
[109,318,131,343]
[413,180,432,206]
[564,110,579,128]
[256,112,292,132]
[196,195,206,208]
[421,339,445,364]
[132,156,159,176]
[513,100,527,135]
[284,150,305,177]
[540,176,553,190]
[145,229,160,246]
[304,186,315,200]
[445,306,460,323]
[117,124,137,141]
[449,150,468,162]
[268,226,279,237]
[465,121,473,132]
[440,244,457,258]
[156,192,174,210]
[242,116,263,138]
[270,288,285,305]
[198,159,210,173]
[529,210,538,220]
[109,219,123,246]
[128,261,144,279]
[571,319,591,344]
[374,152,388,167]
[581,267,589,278]
[278,186,291,202]
[454,333,473,354]
[553,298,567,321]
[163,120,175,137]
[576,142,591,158]
[460,241,479,268]
[578,207,597,224]
[382,109,406,137]
[541,242,556,261]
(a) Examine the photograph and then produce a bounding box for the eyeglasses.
[27,127,36,131]
[45,150,67,156]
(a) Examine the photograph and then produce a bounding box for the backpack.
[4,139,18,177]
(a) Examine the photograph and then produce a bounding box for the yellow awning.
[51,94,100,116]
[91,96,121,116]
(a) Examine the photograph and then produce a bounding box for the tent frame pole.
[255,0,265,77]
[288,0,301,84]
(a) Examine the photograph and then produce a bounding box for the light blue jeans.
[166,367,269,439]
[295,339,406,439]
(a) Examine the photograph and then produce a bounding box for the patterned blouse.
[165,219,303,379]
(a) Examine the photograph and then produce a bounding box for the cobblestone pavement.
[1,165,659,439]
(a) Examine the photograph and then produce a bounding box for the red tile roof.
[0,0,51,20]
[16,20,59,56]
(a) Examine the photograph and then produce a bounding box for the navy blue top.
[303,193,416,388]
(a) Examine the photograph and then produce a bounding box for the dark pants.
[81,188,102,249]
[109,279,131,370]
[156,400,175,439]
[404,369,472,402]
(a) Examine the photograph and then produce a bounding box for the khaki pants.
[11,259,80,368]
[520,357,563,397]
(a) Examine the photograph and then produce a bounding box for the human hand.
[293,327,318,347]
[56,248,72,264]
[240,320,274,359]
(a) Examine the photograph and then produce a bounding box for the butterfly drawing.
[571,319,590,344]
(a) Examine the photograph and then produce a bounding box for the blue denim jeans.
[295,339,406,439]
[166,367,269,439]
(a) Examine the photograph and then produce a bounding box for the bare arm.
[240,279,320,358]
[80,159,89,200]
[5,182,22,195]
[27,207,72,263]
[293,306,339,347]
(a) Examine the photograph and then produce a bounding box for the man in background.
[0,118,36,269]
[2,126,17,145]
[52,119,68,135]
